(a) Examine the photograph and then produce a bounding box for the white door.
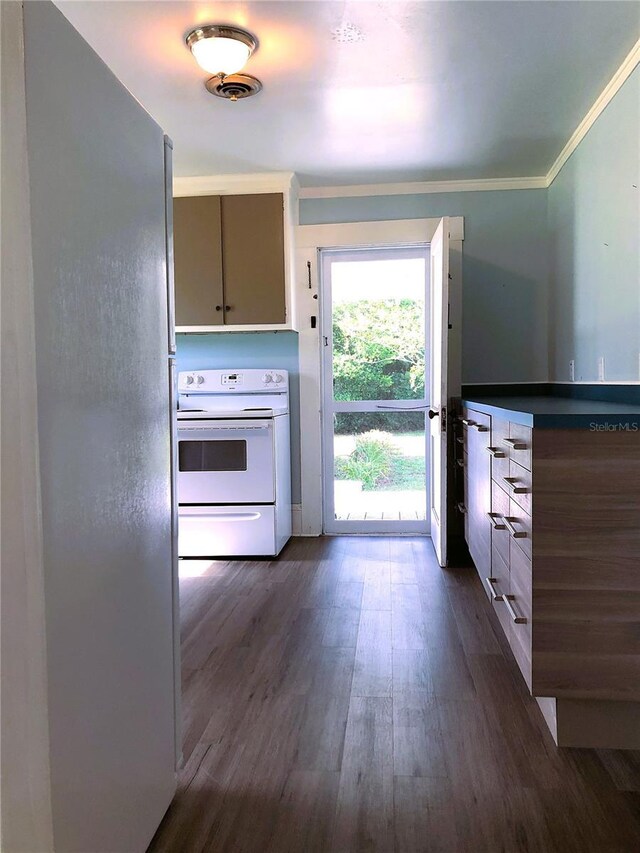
[428,218,450,565]
[321,246,430,534]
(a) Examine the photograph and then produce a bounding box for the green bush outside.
[333,298,425,434]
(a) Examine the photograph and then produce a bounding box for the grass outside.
[334,431,425,492]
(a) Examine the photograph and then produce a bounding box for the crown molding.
[298,175,547,199]
[546,37,640,186]
[173,171,295,197]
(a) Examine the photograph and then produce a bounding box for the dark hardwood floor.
[149,536,640,852]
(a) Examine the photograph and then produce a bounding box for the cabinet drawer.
[461,408,490,431]
[506,541,532,689]
[463,472,469,544]
[490,546,512,639]
[490,479,510,567]
[490,447,510,484]
[506,498,532,560]
[490,418,510,483]
[504,422,532,471]
[501,459,532,515]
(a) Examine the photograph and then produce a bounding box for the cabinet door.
[221,193,286,325]
[173,196,224,326]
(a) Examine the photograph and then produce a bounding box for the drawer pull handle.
[484,577,504,601]
[503,438,527,450]
[457,501,467,514]
[487,446,506,458]
[456,458,465,468]
[460,418,488,432]
[504,516,527,539]
[503,594,527,624]
[503,476,528,495]
[487,512,506,530]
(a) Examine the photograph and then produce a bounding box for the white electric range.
[177,369,291,557]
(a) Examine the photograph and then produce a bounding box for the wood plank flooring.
[149,537,640,853]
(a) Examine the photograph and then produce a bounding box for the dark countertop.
[461,395,640,429]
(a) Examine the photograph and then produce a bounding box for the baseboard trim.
[291,504,302,536]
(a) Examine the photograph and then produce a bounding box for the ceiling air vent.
[205,73,262,101]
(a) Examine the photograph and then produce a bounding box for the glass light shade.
[190,36,251,76]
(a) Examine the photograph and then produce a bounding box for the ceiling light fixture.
[186,25,262,100]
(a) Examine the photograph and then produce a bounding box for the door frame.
[295,217,464,537]
[319,245,431,534]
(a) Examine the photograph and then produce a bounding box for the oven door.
[177,418,274,505]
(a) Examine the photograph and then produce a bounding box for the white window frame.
[295,217,464,536]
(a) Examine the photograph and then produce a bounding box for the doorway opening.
[320,245,430,534]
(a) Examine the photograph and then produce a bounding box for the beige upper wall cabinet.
[172,175,299,332]
[221,194,285,326]
[174,195,224,326]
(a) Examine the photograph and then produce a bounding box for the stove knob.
[274,373,283,384]
[185,375,194,385]
[263,373,273,384]
[196,375,205,385]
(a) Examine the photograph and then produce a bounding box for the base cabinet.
[461,404,640,749]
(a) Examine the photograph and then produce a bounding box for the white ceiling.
[57,1,639,186]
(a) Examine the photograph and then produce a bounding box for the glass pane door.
[321,246,430,534]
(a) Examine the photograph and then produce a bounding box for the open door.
[429,218,450,566]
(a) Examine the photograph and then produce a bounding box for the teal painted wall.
[300,190,549,383]
[548,66,640,381]
[176,332,301,503]
[175,67,638,506]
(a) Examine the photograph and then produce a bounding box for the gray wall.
[548,66,640,382]
[300,190,550,384]
[176,332,301,502]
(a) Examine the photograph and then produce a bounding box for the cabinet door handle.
[502,476,528,495]
[215,305,222,311]
[484,577,504,601]
[504,516,527,538]
[225,304,232,311]
[503,438,527,450]
[487,446,506,458]
[457,501,467,514]
[460,418,475,427]
[503,594,527,624]
[456,436,464,445]
[487,512,506,530]
[456,458,465,468]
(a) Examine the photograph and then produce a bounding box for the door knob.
[428,409,440,419]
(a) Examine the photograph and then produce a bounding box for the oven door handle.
[177,421,272,433]
[183,512,262,522]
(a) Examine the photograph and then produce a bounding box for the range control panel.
[221,372,244,386]
[178,368,288,394]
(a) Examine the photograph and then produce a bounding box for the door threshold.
[321,532,432,538]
